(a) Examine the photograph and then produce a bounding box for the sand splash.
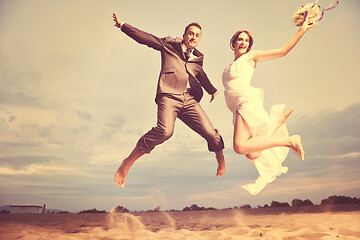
[1,210,360,239]
[104,210,254,240]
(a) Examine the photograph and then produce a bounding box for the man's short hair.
[184,22,202,35]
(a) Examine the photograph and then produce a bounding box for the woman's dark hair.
[230,30,254,53]
[184,22,202,35]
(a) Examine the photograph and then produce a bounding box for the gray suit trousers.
[137,93,224,153]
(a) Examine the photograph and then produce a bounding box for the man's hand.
[113,12,122,28]
[210,90,219,103]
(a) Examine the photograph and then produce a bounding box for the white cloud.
[316,152,360,160]
[0,164,75,176]
[76,110,93,122]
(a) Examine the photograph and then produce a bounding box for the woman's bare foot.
[271,109,293,136]
[289,135,305,161]
[216,151,226,177]
[279,109,293,128]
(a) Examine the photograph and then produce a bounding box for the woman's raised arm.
[251,19,316,62]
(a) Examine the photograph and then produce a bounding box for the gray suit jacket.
[121,23,217,103]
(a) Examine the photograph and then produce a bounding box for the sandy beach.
[1,206,360,240]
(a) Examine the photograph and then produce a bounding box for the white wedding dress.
[222,52,290,195]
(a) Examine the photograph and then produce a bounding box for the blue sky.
[0,0,359,212]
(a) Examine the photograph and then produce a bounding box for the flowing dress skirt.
[225,87,290,195]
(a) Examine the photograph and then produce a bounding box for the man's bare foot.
[289,135,305,161]
[115,145,143,187]
[114,160,131,187]
[215,151,226,177]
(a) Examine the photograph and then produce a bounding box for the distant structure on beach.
[9,205,44,214]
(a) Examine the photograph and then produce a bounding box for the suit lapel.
[174,38,203,62]
[191,48,203,62]
[173,38,187,60]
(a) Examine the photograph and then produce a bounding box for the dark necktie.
[185,48,191,60]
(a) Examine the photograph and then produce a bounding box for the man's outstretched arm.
[113,12,165,51]
[113,12,123,28]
